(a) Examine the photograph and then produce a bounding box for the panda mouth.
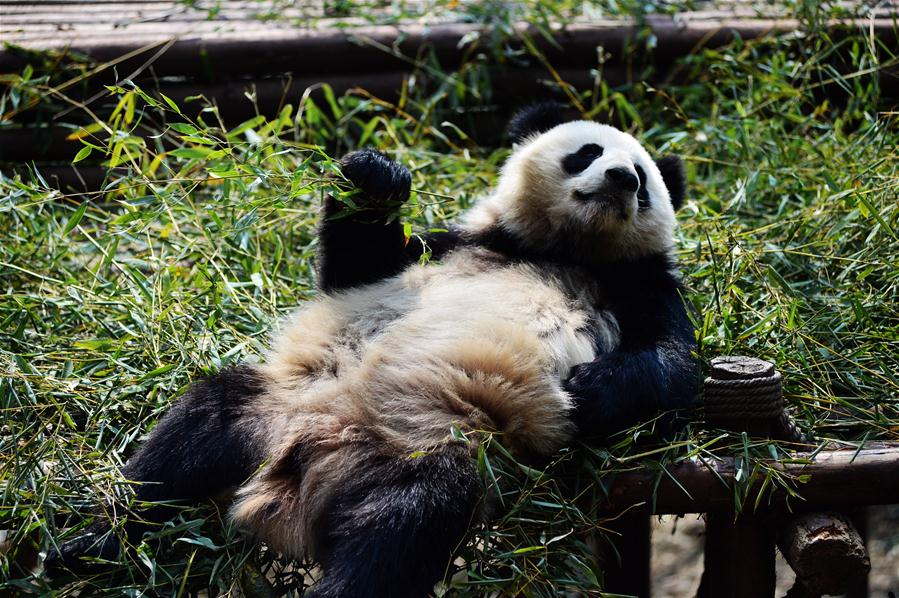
[574,189,609,202]
[573,188,634,219]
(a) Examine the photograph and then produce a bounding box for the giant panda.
[47,103,698,597]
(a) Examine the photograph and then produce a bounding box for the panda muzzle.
[605,167,640,192]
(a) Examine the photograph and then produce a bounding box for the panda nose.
[606,167,639,192]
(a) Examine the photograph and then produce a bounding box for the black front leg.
[565,265,698,439]
[316,149,412,292]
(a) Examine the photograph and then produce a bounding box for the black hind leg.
[310,448,481,598]
[46,364,266,573]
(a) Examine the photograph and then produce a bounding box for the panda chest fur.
[264,248,618,455]
[355,249,616,378]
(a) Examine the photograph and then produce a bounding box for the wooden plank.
[3,2,896,174]
[599,446,899,516]
[0,5,820,21]
[0,1,286,9]
[0,7,370,22]
[0,0,409,19]
[1,3,183,14]
[3,3,895,49]
[0,1,175,4]
[2,23,311,38]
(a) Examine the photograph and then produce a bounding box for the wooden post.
[703,356,784,438]
[844,509,870,598]
[700,356,783,598]
[601,516,651,598]
[698,512,776,598]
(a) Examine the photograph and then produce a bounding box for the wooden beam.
[3,16,896,78]
[598,446,899,516]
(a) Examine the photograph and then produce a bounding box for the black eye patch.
[635,164,650,210]
[561,143,603,175]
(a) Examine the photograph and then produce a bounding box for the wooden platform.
[2,1,896,111]
[1,1,897,183]
[3,1,897,75]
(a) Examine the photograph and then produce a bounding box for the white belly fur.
[261,248,610,455]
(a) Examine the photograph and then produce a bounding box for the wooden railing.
[600,357,899,598]
[2,3,897,190]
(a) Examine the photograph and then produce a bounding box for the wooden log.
[0,126,77,163]
[777,512,870,597]
[2,16,897,79]
[147,65,613,126]
[599,446,899,515]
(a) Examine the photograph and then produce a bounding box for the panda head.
[464,103,687,263]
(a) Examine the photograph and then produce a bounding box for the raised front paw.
[339,149,412,209]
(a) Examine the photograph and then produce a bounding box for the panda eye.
[635,164,650,210]
[580,143,603,158]
[562,143,604,175]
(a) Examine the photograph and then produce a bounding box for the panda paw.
[44,528,121,576]
[339,149,412,210]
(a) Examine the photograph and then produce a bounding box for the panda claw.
[44,530,121,576]
[339,149,412,209]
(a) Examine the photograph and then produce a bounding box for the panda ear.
[506,102,580,145]
[656,155,686,211]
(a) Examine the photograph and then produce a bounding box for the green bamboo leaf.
[62,202,88,235]
[169,122,199,135]
[169,147,213,159]
[72,145,92,163]
[160,92,182,115]
[137,364,176,382]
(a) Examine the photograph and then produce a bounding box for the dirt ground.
[651,506,899,597]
